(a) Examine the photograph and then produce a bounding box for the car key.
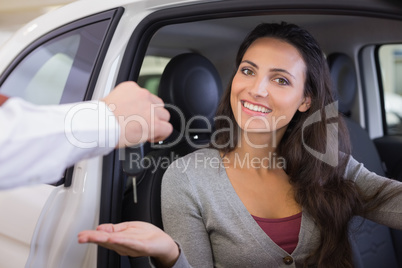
[122,145,144,204]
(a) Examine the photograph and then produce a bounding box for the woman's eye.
[241,68,254,76]
[273,78,289,85]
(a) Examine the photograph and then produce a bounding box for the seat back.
[328,53,400,268]
[121,53,222,267]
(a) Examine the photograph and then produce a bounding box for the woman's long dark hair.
[212,22,396,267]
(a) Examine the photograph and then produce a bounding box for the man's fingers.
[106,80,173,148]
[155,106,171,122]
[149,121,173,142]
[149,93,164,105]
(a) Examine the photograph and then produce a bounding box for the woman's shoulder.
[163,148,223,179]
[171,148,220,166]
[186,147,220,158]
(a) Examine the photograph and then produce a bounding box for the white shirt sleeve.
[0,98,120,189]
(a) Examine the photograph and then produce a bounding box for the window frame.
[375,43,402,136]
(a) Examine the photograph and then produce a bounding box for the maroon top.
[252,212,302,254]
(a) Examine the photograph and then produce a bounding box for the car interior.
[114,9,402,268]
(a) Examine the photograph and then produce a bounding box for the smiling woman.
[230,37,310,136]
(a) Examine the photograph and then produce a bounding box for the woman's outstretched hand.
[78,221,179,267]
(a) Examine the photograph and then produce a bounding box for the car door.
[0,8,122,268]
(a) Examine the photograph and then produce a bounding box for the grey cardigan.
[160,148,402,268]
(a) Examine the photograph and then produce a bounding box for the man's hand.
[102,81,173,148]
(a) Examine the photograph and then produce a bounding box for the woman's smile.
[241,100,272,115]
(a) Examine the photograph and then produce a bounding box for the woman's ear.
[298,96,311,112]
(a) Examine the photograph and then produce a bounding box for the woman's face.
[230,37,311,135]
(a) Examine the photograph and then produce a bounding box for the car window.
[138,55,170,95]
[0,18,113,187]
[0,20,110,105]
[378,44,402,135]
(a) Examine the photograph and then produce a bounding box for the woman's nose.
[248,77,269,98]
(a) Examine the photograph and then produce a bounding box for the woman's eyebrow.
[241,60,296,80]
[241,60,258,69]
[270,68,296,80]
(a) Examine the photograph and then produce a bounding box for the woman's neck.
[224,128,287,170]
[240,128,285,155]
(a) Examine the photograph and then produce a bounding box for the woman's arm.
[346,156,402,229]
[161,163,214,267]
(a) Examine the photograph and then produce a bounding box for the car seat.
[121,53,223,267]
[328,53,402,268]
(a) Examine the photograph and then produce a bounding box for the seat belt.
[0,94,9,106]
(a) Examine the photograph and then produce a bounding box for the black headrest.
[327,53,357,116]
[158,53,222,134]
